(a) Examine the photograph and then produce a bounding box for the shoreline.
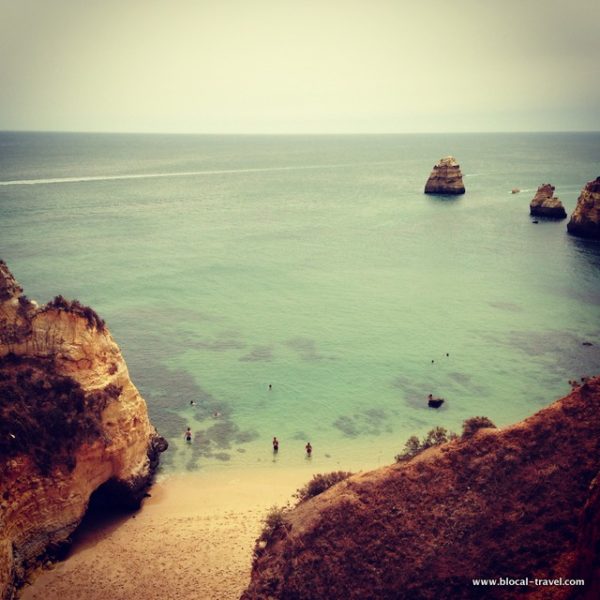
[19,466,323,600]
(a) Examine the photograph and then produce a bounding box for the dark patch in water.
[333,416,359,438]
[394,375,435,409]
[239,345,274,362]
[488,301,523,312]
[193,333,246,351]
[394,373,485,409]
[183,419,257,467]
[448,372,472,386]
[292,430,308,441]
[203,420,259,449]
[213,452,231,461]
[333,408,392,437]
[496,329,600,379]
[285,337,332,361]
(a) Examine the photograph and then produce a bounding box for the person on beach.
[184,427,192,442]
[273,436,279,452]
[305,442,312,457]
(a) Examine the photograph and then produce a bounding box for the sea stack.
[567,177,600,239]
[529,183,567,218]
[0,261,167,600]
[424,156,465,195]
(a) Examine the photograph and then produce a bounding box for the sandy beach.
[20,466,317,600]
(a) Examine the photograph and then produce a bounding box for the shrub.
[258,506,288,546]
[42,296,105,331]
[294,471,353,503]
[0,356,118,476]
[17,295,34,317]
[252,505,289,567]
[462,416,496,439]
[395,427,457,462]
[422,426,456,448]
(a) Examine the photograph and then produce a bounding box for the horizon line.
[1,129,599,137]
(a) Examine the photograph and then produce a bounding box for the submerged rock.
[424,156,465,195]
[529,183,567,218]
[0,261,167,600]
[243,379,600,600]
[567,177,600,239]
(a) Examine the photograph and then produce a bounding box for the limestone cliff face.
[567,177,600,239]
[243,379,600,600]
[0,261,167,600]
[424,156,465,195]
[529,183,567,218]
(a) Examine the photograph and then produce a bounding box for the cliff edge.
[0,261,167,600]
[243,379,600,599]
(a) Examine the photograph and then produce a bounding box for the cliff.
[0,261,167,600]
[567,177,600,239]
[529,183,567,218]
[243,379,600,600]
[424,156,466,195]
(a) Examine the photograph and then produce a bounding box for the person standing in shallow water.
[273,436,279,452]
[305,442,312,457]
[184,427,192,443]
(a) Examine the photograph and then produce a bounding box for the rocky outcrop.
[424,156,465,195]
[0,261,167,600]
[243,378,600,600]
[529,183,567,218]
[567,177,600,239]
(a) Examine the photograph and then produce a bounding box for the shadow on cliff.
[65,483,140,557]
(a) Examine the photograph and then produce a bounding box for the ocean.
[1,131,599,474]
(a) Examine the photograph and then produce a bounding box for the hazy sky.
[1,0,599,133]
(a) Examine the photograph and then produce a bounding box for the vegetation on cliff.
[0,353,119,476]
[41,295,106,331]
[294,471,354,503]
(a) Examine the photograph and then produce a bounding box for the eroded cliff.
[530,183,567,218]
[0,261,167,599]
[424,156,466,195]
[243,378,600,600]
[567,177,600,239]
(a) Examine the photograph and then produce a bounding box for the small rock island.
[567,177,600,239]
[424,156,465,195]
[529,183,567,218]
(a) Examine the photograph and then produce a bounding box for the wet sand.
[20,467,316,600]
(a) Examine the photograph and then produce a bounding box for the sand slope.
[20,468,312,600]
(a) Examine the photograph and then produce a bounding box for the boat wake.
[0,161,394,187]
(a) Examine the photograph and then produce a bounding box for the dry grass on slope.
[243,378,600,600]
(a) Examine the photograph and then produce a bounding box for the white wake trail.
[0,162,387,187]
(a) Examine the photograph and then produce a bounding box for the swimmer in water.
[305,442,312,457]
[273,436,279,452]
[184,427,192,443]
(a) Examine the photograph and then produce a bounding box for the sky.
[0,0,599,133]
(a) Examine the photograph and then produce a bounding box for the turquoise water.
[1,132,599,473]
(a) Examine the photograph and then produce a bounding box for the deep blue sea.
[1,132,599,474]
